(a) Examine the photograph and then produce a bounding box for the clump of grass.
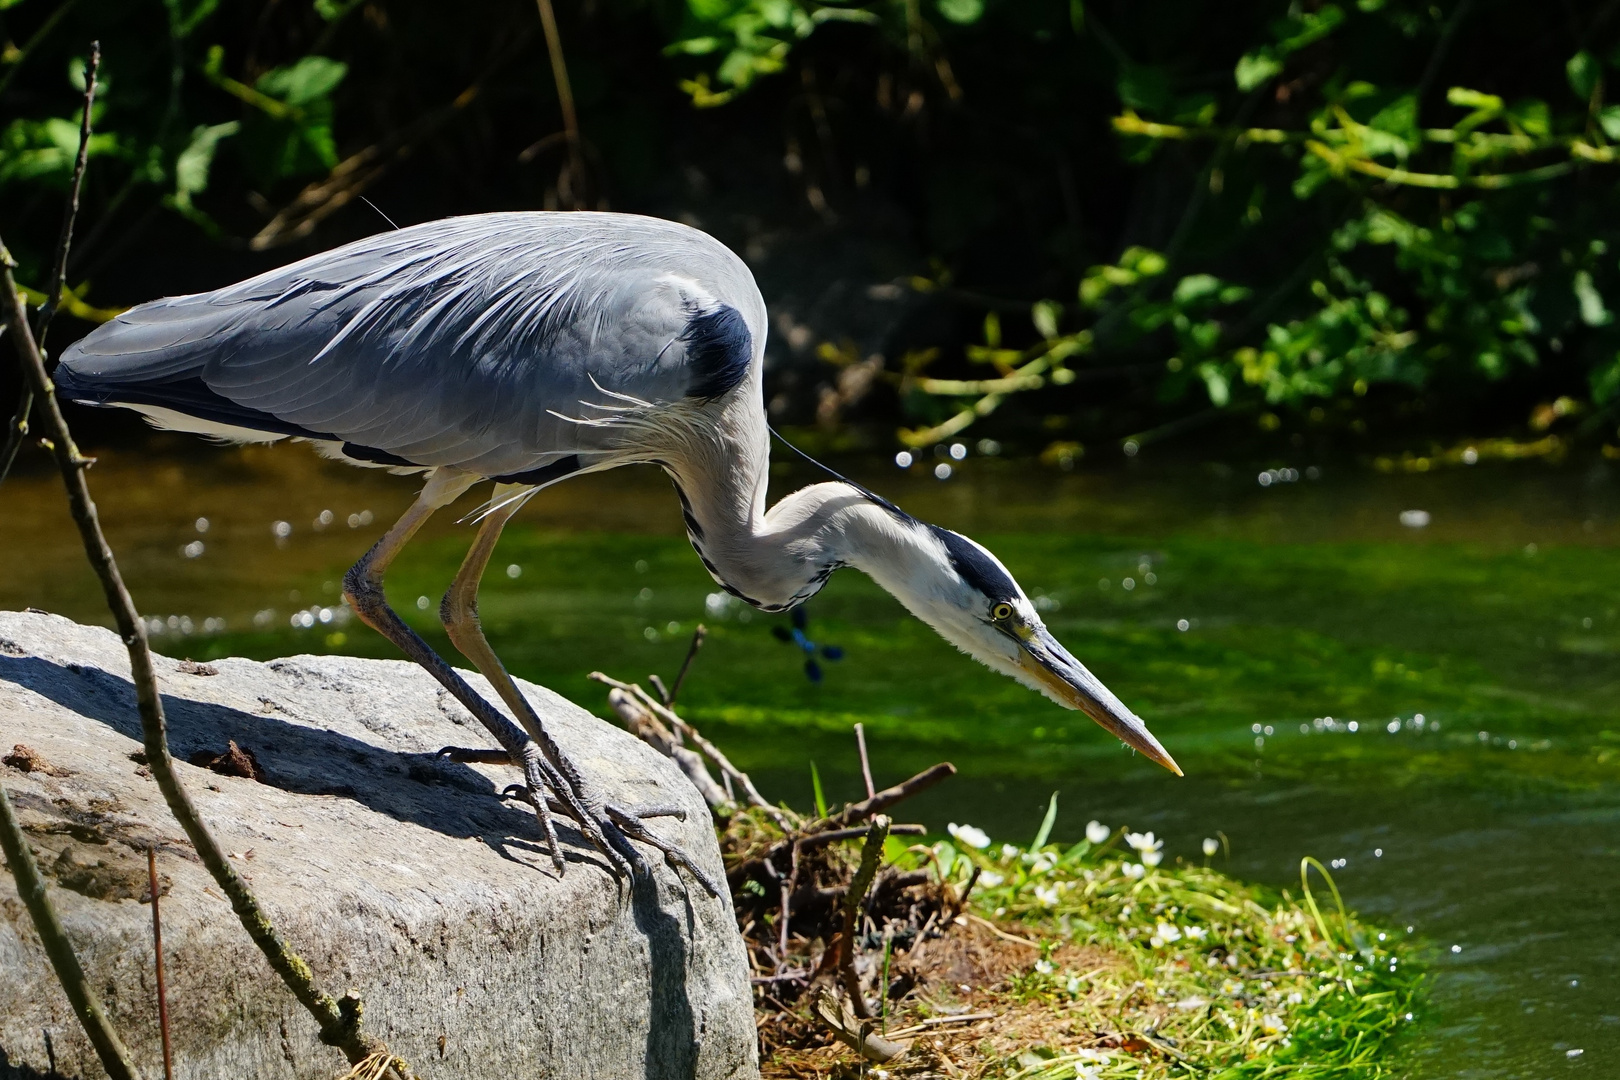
[751,811,1421,1078]
[926,826,1421,1078]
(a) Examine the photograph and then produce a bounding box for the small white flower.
[1220,978,1243,996]
[1031,855,1055,874]
[978,870,1005,887]
[1142,849,1163,868]
[1066,975,1084,995]
[1000,843,1020,860]
[1035,884,1062,906]
[1185,925,1208,940]
[1203,837,1219,857]
[1122,862,1146,879]
[1156,922,1183,944]
[1074,1067,1098,1080]
[1260,1013,1288,1036]
[1286,991,1303,1005]
[1076,1049,1111,1063]
[1125,830,1163,856]
[1034,958,1055,974]
[948,823,991,850]
[1086,820,1110,844]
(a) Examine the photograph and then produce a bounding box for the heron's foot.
[437,745,513,765]
[498,781,720,898]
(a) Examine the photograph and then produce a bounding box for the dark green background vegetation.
[3,0,1619,457]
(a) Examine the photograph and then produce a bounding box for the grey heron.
[53,211,1180,892]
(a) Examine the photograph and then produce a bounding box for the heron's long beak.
[1016,627,1182,776]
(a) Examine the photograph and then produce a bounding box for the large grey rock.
[0,611,757,1080]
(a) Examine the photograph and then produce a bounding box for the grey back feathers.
[55,212,766,480]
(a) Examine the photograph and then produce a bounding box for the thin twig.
[853,722,875,800]
[148,848,173,1080]
[603,687,730,810]
[0,242,405,1077]
[590,672,789,827]
[839,815,890,1020]
[666,623,707,706]
[827,762,955,828]
[777,837,799,964]
[0,780,143,1079]
[732,762,954,883]
[534,0,587,208]
[0,43,99,489]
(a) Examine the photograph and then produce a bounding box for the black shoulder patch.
[681,303,752,402]
[52,367,335,441]
[927,525,1019,602]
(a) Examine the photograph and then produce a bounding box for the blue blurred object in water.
[771,605,844,682]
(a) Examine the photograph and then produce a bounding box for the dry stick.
[827,761,955,828]
[603,688,730,810]
[665,623,707,706]
[838,815,890,1020]
[0,249,408,1078]
[147,849,173,1080]
[0,780,144,1079]
[776,839,798,966]
[533,0,587,208]
[741,762,955,879]
[590,672,790,827]
[0,43,98,488]
[853,722,875,799]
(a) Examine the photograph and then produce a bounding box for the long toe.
[606,805,722,898]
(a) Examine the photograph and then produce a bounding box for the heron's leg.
[340,470,591,877]
[441,486,720,896]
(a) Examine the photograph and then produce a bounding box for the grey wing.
[54,212,766,479]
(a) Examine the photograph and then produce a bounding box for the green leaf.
[1574,271,1612,327]
[810,760,827,818]
[1235,51,1283,91]
[256,56,348,106]
[1198,361,1231,406]
[1506,99,1551,137]
[1590,354,1620,405]
[936,0,984,25]
[1600,105,1620,142]
[1118,64,1172,113]
[1032,300,1061,340]
[1446,86,1503,113]
[173,121,239,200]
[1567,50,1600,102]
[1031,792,1059,850]
[1368,93,1418,148]
[1174,274,1223,305]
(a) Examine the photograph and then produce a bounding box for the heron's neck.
[667,465,918,611]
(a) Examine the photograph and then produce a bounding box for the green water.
[3,442,1617,1078]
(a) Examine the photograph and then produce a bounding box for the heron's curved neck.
[666,461,917,611]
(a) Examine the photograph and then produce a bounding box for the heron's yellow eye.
[991,602,1014,621]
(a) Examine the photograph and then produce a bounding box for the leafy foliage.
[1,0,1616,449]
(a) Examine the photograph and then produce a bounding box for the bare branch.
[590,671,790,828]
[148,848,174,1080]
[0,780,143,1079]
[0,237,408,1077]
[854,722,874,800]
[1,42,100,488]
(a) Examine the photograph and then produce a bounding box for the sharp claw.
[478,736,717,897]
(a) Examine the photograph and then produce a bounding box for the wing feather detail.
[55,212,766,477]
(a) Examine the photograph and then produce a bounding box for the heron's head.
[870,521,1181,776]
